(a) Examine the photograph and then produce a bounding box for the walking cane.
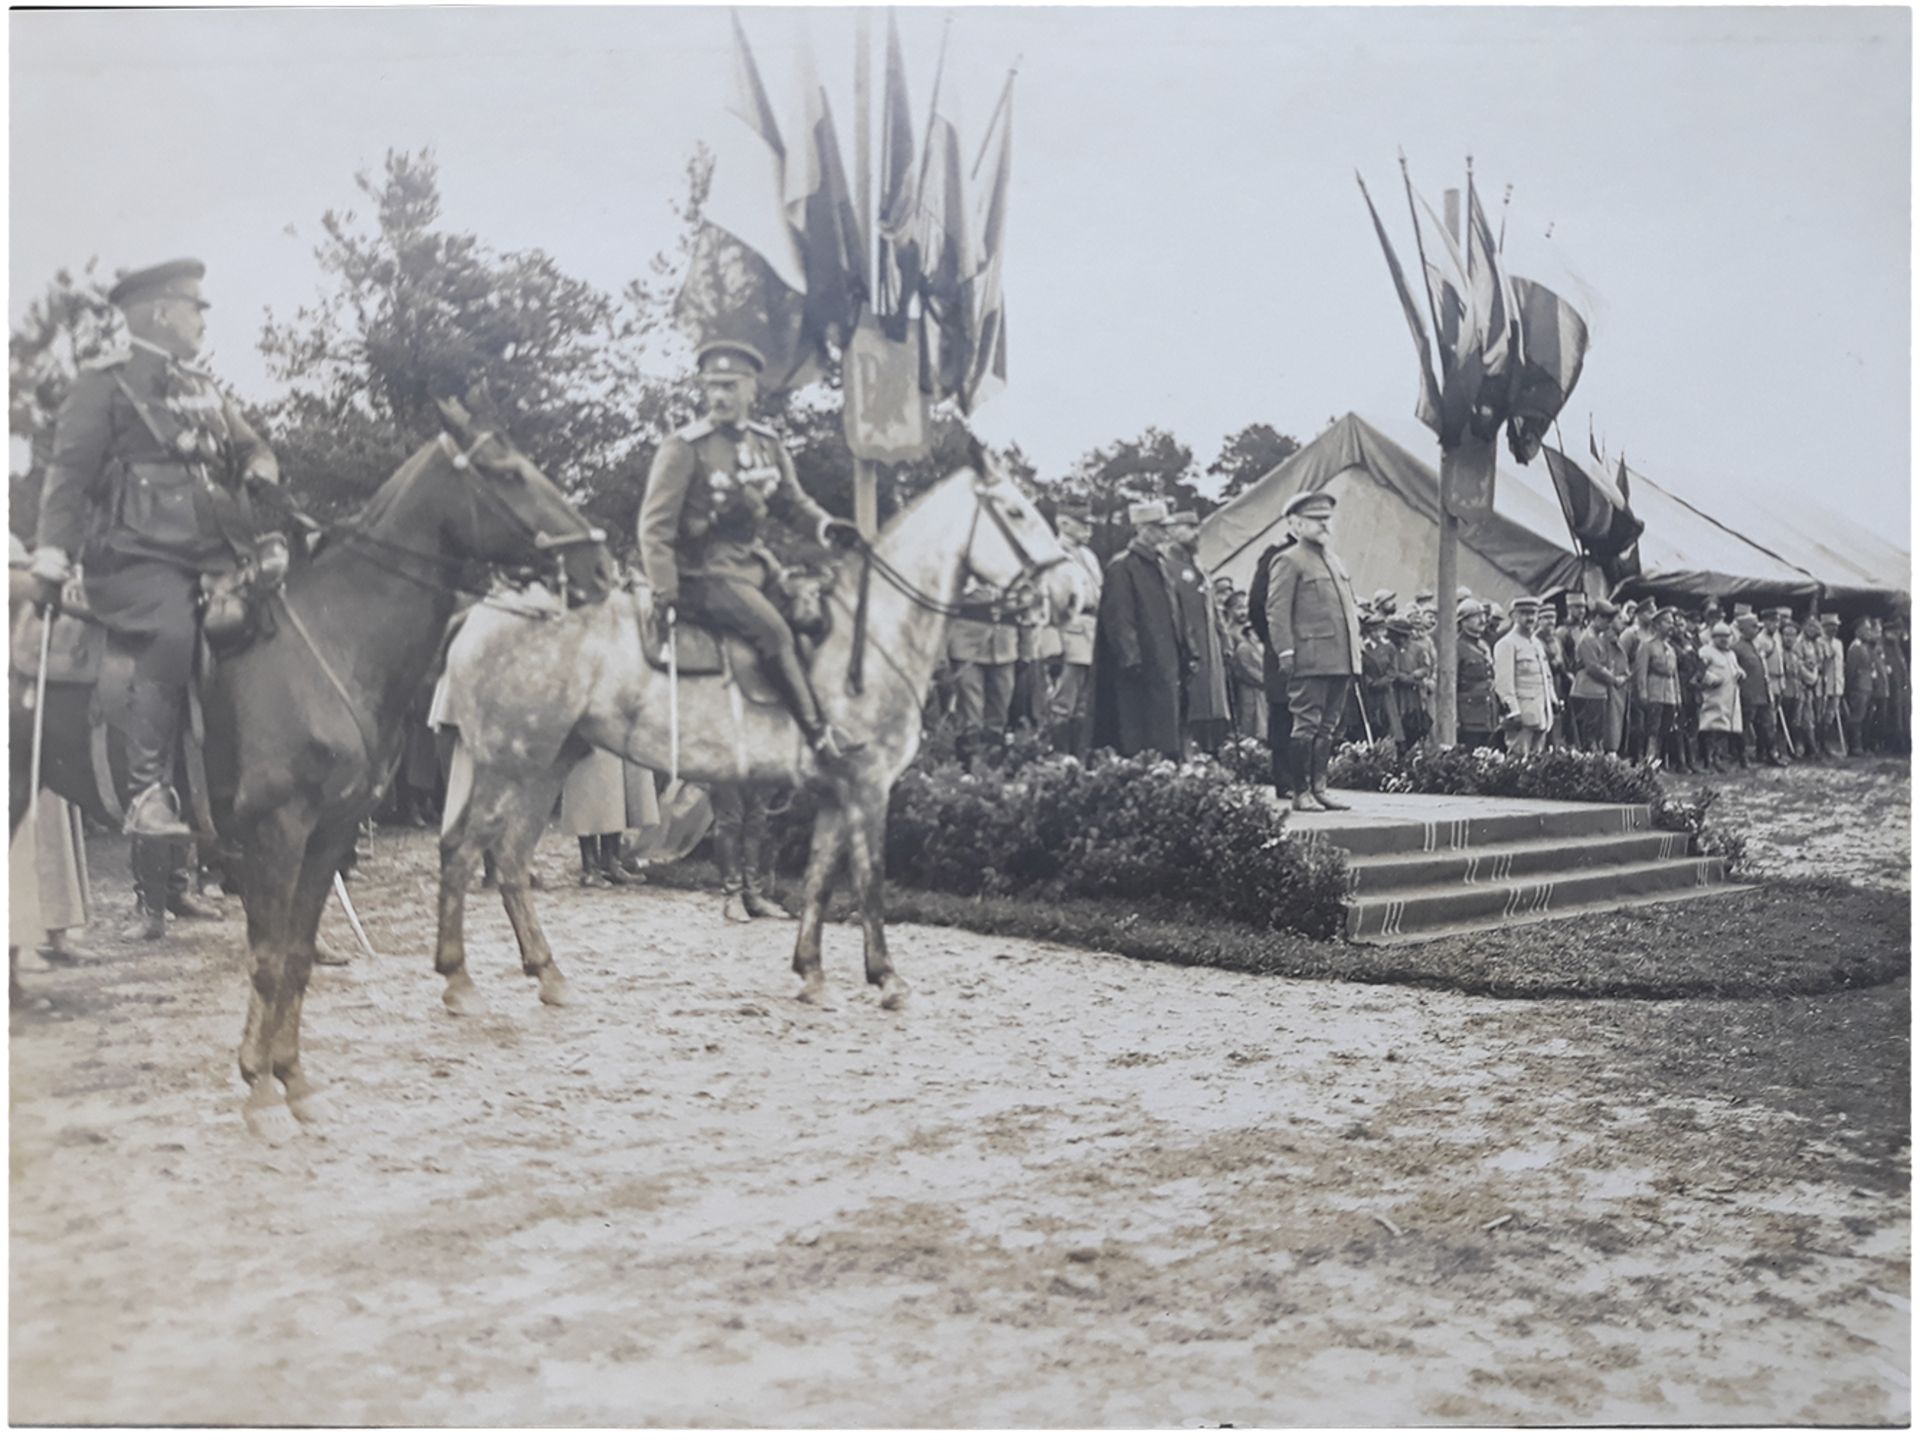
[28,605,54,823]
[1774,698,1799,759]
[1357,689,1375,746]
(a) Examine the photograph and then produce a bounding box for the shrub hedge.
[768,729,1748,938]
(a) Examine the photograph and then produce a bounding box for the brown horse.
[11,397,612,1137]
[432,464,1079,1013]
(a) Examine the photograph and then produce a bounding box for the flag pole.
[1433,179,1465,750]
[852,8,878,539]
[1398,150,1448,373]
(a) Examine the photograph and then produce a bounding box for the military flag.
[875,11,920,342]
[674,12,819,389]
[785,27,867,353]
[1355,172,1443,433]
[1503,275,1591,463]
[1543,443,1642,563]
[914,33,976,401]
[960,71,1014,413]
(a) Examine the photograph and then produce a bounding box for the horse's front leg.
[792,798,848,1005]
[494,767,570,1007]
[235,802,316,1143]
[845,782,905,1011]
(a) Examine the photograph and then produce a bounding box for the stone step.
[1306,801,1653,856]
[1345,855,1730,941]
[1353,883,1756,946]
[1344,829,1694,895]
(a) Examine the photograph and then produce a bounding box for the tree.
[259,149,675,540]
[1208,422,1300,503]
[1046,427,1199,561]
[8,262,120,542]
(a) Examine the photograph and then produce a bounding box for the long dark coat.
[1090,543,1186,758]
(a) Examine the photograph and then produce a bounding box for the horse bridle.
[852,473,1068,618]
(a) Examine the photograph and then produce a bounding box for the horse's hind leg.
[494,768,570,1007]
[274,821,356,1127]
[434,739,492,1016]
[846,786,906,1011]
[235,804,315,1142]
[792,800,848,1005]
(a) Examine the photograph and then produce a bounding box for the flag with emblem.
[674,11,820,389]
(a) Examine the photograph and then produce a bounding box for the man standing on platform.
[1494,596,1554,756]
[1163,510,1232,754]
[1455,599,1498,751]
[1262,491,1361,810]
[1046,509,1102,754]
[1091,501,1187,759]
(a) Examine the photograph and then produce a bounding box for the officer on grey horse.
[636,339,864,764]
[26,258,285,937]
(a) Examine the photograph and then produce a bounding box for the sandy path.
[10,833,1909,1426]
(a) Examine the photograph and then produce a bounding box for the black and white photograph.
[7,3,1911,1426]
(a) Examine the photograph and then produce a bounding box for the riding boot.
[1289,742,1323,812]
[577,837,607,888]
[598,834,634,885]
[769,646,863,764]
[713,811,750,921]
[1310,737,1351,810]
[165,843,222,919]
[121,838,168,943]
[740,815,790,919]
[123,680,192,838]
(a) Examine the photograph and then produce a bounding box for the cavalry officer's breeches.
[1287,674,1354,748]
[87,557,200,797]
[681,573,822,737]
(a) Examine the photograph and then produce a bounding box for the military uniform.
[635,340,856,759]
[29,259,279,933]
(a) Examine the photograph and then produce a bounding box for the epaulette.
[78,349,131,373]
[674,418,717,442]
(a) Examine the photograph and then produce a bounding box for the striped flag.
[914,36,974,401]
[874,11,920,342]
[786,27,867,353]
[1543,444,1642,561]
[960,72,1013,413]
[1504,276,1591,463]
[674,12,818,389]
[1355,172,1443,434]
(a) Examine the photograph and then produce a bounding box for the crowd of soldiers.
[928,490,1914,786]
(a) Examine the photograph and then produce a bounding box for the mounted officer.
[637,339,863,763]
[26,259,284,934]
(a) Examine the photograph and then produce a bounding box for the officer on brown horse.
[637,339,864,763]
[25,258,285,938]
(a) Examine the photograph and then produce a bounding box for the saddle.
[10,596,218,837]
[636,574,833,710]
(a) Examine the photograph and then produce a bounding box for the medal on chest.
[161,368,228,461]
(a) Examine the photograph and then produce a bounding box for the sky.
[10,5,1912,535]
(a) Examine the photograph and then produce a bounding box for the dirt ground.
[10,774,1910,1426]
[1687,753,1912,891]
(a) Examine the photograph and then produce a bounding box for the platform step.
[1310,802,1653,856]
[1344,829,1694,895]
[1355,883,1756,945]
[1345,855,1729,941]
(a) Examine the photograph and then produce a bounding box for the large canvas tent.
[1196,413,1582,604]
[1199,412,1911,617]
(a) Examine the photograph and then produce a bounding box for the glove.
[819,517,863,550]
[255,533,290,586]
[28,546,68,616]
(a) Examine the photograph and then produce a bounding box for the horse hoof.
[442,976,489,1017]
[538,972,575,1008]
[243,1099,302,1145]
[878,977,910,1012]
[287,1088,334,1128]
[795,973,827,1005]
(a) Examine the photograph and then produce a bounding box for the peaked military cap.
[1166,510,1199,527]
[1128,499,1170,527]
[695,339,767,377]
[1282,490,1335,520]
[109,257,207,309]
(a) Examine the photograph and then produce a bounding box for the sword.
[28,608,54,823]
[331,871,378,959]
[663,604,680,797]
[1775,697,1799,759]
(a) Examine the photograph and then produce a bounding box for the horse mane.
[302,437,441,564]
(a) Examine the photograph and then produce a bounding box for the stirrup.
[810,724,866,764]
[124,784,191,838]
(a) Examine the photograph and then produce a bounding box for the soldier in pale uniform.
[27,259,284,939]
[637,339,864,763]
